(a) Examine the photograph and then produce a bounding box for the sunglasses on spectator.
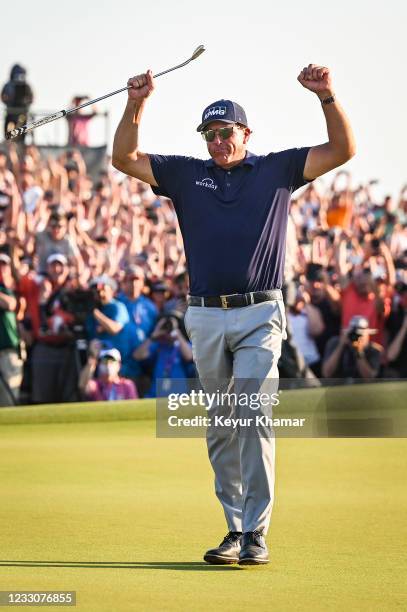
[201,125,245,143]
[50,222,64,228]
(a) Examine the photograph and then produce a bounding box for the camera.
[60,288,99,324]
[160,316,175,333]
[348,329,362,343]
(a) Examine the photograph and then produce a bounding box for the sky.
[2,0,406,199]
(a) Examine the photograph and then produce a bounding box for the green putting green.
[0,390,406,611]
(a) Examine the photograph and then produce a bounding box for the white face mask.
[99,361,120,377]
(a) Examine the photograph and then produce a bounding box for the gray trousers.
[184,296,286,534]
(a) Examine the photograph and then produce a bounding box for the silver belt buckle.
[220,293,239,309]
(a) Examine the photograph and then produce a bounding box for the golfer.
[112,64,355,565]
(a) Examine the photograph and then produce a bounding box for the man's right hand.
[88,339,102,359]
[127,70,155,102]
[112,69,158,186]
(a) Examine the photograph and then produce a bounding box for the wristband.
[321,94,336,105]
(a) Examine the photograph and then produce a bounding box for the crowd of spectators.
[0,141,406,405]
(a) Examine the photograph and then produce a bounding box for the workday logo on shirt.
[195,177,218,190]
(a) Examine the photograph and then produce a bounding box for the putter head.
[191,45,205,60]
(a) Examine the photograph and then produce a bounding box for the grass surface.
[1,412,406,611]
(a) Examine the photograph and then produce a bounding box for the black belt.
[187,289,283,309]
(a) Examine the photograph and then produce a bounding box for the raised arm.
[112,70,158,186]
[297,64,356,181]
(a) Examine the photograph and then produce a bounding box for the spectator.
[66,96,97,147]
[0,149,19,229]
[164,271,189,314]
[326,171,353,229]
[287,286,324,377]
[117,264,158,394]
[35,210,80,272]
[31,254,79,403]
[148,280,171,314]
[305,263,341,358]
[86,275,130,360]
[0,253,23,405]
[1,64,33,143]
[13,254,41,347]
[322,315,382,379]
[385,284,407,377]
[117,264,158,342]
[133,311,194,397]
[340,268,389,347]
[79,344,138,401]
[335,230,390,347]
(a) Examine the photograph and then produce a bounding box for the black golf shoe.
[203,531,242,565]
[238,530,269,565]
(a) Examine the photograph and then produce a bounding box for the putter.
[6,45,206,141]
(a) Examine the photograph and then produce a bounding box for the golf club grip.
[6,110,66,140]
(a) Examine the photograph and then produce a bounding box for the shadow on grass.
[0,560,241,571]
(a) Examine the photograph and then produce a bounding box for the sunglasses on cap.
[201,125,244,143]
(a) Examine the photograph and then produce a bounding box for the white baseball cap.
[99,348,121,362]
[47,253,68,266]
[90,274,117,292]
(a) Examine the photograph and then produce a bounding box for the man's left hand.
[297,64,334,99]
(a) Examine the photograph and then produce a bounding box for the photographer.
[133,311,194,397]
[31,254,79,403]
[322,315,382,379]
[1,64,33,143]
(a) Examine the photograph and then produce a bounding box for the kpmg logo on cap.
[204,106,227,121]
[195,177,218,190]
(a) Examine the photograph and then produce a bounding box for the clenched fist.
[297,64,334,99]
[127,70,155,102]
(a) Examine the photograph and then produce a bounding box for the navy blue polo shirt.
[149,148,310,296]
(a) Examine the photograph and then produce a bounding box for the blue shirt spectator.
[117,265,158,378]
[86,275,130,360]
[133,312,194,397]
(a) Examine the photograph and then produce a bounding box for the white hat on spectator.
[0,253,11,265]
[90,275,117,292]
[99,348,121,362]
[347,315,377,335]
[47,253,68,266]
